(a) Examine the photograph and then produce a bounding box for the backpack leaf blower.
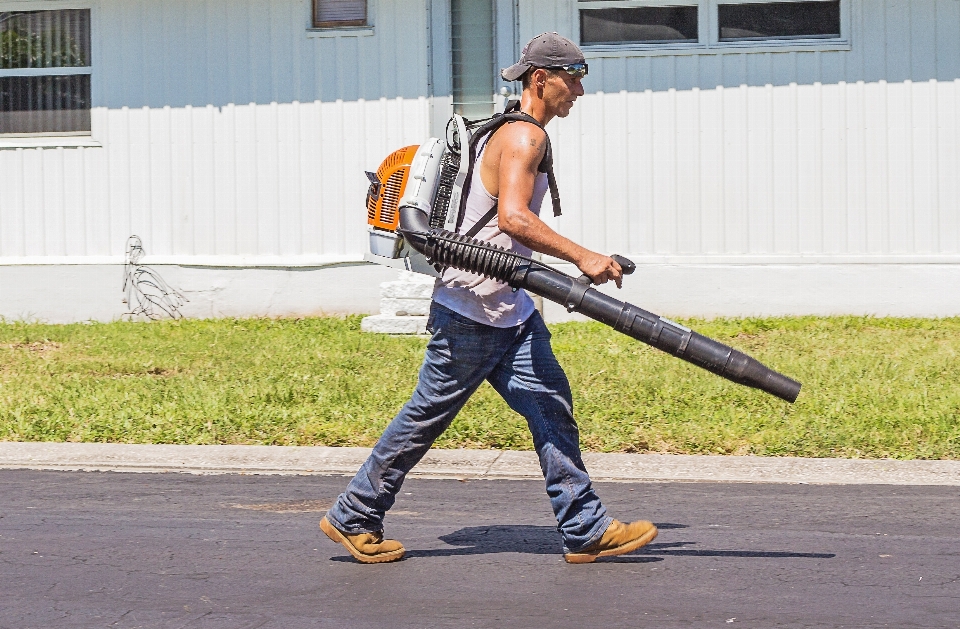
[364,107,802,403]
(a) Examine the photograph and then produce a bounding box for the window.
[577,1,847,53]
[718,1,840,41]
[581,6,699,45]
[313,0,366,28]
[0,9,91,135]
[451,0,495,119]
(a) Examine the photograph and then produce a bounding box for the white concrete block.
[379,298,431,316]
[380,270,436,299]
[380,281,435,300]
[360,314,429,334]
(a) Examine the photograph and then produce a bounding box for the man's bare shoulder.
[491,120,547,166]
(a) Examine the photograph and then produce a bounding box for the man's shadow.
[409,524,669,561]
[330,523,834,562]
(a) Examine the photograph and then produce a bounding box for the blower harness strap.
[455,101,562,237]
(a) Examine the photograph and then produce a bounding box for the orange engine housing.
[367,145,419,232]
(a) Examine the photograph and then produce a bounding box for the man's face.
[542,69,585,118]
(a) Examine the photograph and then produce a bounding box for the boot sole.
[564,525,658,564]
[320,516,406,564]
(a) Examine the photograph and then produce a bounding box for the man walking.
[321,33,657,564]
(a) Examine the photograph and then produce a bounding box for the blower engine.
[364,114,802,404]
[366,114,476,277]
[365,140,443,276]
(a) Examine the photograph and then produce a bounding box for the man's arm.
[493,123,623,287]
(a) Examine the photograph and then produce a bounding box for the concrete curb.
[2,442,960,486]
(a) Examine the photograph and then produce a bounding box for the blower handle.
[577,254,637,285]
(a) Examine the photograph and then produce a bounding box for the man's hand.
[577,252,623,288]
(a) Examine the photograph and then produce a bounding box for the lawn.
[1,316,958,459]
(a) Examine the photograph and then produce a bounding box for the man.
[320,33,657,564]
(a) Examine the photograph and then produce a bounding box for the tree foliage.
[0,26,85,69]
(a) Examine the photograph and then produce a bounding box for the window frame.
[576,0,851,57]
[308,0,373,36]
[0,1,98,146]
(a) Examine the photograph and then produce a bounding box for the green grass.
[1,316,958,459]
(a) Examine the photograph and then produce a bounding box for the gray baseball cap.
[501,32,586,82]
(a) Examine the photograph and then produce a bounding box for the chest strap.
[462,204,500,240]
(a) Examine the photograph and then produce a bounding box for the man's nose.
[573,79,585,96]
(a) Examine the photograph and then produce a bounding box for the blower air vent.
[366,188,378,222]
[378,170,405,227]
[430,150,460,229]
[367,145,418,232]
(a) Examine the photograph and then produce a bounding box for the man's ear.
[531,68,549,90]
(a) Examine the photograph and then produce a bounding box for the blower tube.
[398,205,801,403]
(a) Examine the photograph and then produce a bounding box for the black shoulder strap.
[495,107,561,219]
[463,204,499,240]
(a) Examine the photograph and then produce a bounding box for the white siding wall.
[0,0,431,262]
[2,0,960,320]
[525,0,960,259]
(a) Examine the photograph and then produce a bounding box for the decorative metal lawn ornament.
[122,235,187,320]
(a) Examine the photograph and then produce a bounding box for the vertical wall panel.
[886,81,912,252]
[578,92,607,252]
[599,91,625,255]
[41,149,66,256]
[0,151,25,256]
[297,101,320,256]
[722,85,748,253]
[651,87,677,253]
[318,100,343,255]
[276,101,301,258]
[22,149,45,255]
[844,81,867,253]
[675,87,701,254]
[866,80,891,254]
[939,81,960,253]
[820,82,845,254]
[771,81,798,254]
[913,80,936,253]
[699,85,723,254]
[62,146,87,256]
[746,84,772,253]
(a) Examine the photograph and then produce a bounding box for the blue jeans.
[326,301,612,553]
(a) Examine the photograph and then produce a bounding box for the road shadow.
[329,524,835,562]
[401,524,660,560]
[639,540,836,558]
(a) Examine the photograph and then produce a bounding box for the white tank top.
[432,130,550,328]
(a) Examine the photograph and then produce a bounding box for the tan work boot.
[320,516,405,564]
[564,519,658,564]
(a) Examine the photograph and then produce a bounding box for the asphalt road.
[2,470,958,629]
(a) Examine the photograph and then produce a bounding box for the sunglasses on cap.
[545,63,588,79]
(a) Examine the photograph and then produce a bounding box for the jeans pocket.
[446,315,490,338]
